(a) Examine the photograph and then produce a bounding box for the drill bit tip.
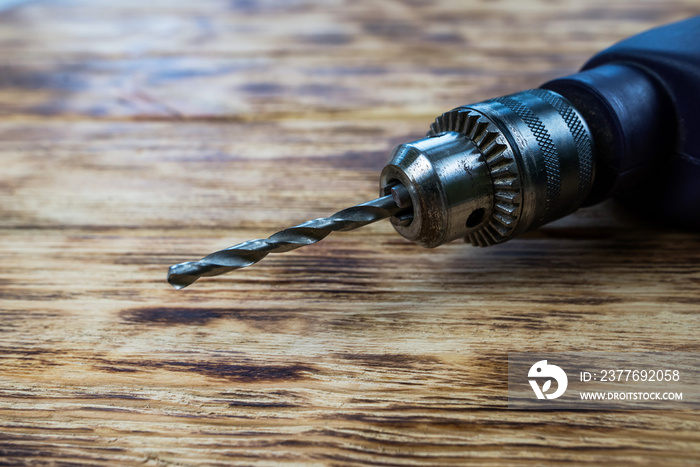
[167,263,200,290]
[167,187,411,289]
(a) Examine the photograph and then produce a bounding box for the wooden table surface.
[2,0,700,464]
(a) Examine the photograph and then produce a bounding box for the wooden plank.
[1,0,699,464]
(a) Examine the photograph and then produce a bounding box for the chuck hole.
[466,208,485,228]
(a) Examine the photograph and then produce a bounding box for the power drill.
[168,16,700,289]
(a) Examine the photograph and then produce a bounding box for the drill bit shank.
[168,189,410,289]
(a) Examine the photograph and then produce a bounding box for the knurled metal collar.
[429,108,523,246]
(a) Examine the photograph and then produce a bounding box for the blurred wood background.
[1,0,700,464]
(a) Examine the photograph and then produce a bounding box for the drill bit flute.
[168,186,412,289]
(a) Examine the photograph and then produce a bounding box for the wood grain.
[1,0,700,464]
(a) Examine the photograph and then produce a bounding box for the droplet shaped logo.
[528,360,568,400]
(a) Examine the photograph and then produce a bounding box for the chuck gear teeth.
[428,108,523,246]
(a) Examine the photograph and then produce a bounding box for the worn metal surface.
[382,89,594,249]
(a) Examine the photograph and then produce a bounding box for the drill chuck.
[380,89,594,248]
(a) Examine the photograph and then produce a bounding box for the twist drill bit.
[167,185,412,289]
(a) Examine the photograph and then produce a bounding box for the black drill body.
[544,15,700,227]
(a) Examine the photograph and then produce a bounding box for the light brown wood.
[1,0,700,464]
